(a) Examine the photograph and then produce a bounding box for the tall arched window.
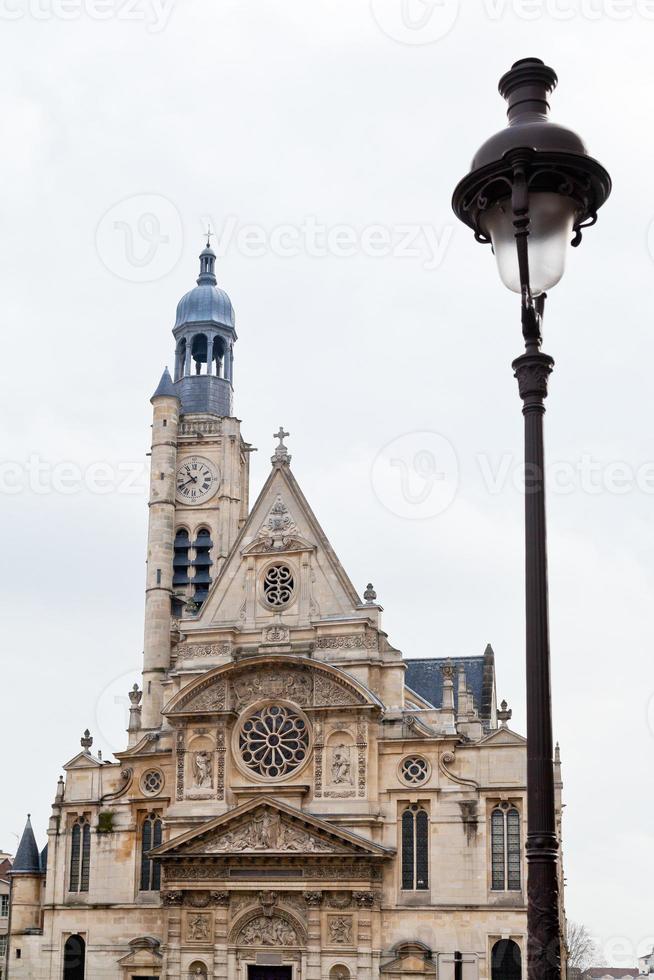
[491,806,521,891]
[173,529,191,587]
[140,812,163,891]
[69,817,90,893]
[491,939,522,980]
[401,805,429,890]
[192,528,213,604]
[63,934,86,980]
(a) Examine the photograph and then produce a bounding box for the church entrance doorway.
[248,968,292,980]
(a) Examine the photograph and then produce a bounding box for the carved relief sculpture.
[203,810,335,853]
[328,916,353,945]
[187,913,211,942]
[237,914,298,947]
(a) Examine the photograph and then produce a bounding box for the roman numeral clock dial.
[175,456,219,505]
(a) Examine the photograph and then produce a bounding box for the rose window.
[262,564,295,607]
[400,755,429,785]
[141,769,164,796]
[239,704,309,779]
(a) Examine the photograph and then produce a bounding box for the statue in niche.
[329,916,352,944]
[331,743,352,784]
[192,751,213,789]
[188,914,210,942]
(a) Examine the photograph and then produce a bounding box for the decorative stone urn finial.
[80,729,93,750]
[497,699,513,728]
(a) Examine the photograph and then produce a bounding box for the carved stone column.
[303,890,323,980]
[355,891,374,980]
[164,905,182,980]
[213,891,230,980]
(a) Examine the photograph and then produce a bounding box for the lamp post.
[452,59,611,980]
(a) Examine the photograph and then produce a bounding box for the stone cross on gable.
[272,426,291,465]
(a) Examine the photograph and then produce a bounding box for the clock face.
[175,456,219,505]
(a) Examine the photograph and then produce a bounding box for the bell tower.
[141,241,252,729]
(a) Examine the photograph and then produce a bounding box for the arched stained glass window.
[69,817,90,893]
[401,805,429,890]
[140,812,163,891]
[491,806,521,891]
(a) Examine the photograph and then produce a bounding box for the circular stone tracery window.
[262,563,295,608]
[239,704,309,780]
[141,768,164,796]
[400,755,429,785]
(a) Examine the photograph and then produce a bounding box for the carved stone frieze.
[352,890,374,908]
[314,673,364,707]
[170,661,367,718]
[236,913,299,947]
[314,631,377,651]
[178,420,222,437]
[172,859,381,882]
[232,668,312,709]
[175,731,185,802]
[356,720,368,798]
[263,625,290,643]
[302,890,322,907]
[197,808,337,854]
[163,890,183,907]
[175,642,231,661]
[216,725,226,801]
[177,677,227,713]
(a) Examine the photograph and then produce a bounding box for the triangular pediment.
[63,750,103,771]
[479,726,526,746]
[150,797,392,860]
[190,460,365,628]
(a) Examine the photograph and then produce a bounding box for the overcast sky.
[1,0,653,965]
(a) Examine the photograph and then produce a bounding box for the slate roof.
[151,366,178,401]
[174,283,234,330]
[12,816,41,874]
[404,645,495,720]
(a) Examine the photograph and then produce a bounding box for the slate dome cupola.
[171,238,237,417]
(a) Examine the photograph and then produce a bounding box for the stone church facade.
[7,243,565,980]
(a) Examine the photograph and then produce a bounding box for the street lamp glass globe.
[480,192,577,295]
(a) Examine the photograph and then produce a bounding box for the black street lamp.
[452,58,611,980]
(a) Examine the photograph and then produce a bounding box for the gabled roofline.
[149,795,394,859]
[189,459,362,622]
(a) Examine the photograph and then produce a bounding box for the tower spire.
[197,236,217,286]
